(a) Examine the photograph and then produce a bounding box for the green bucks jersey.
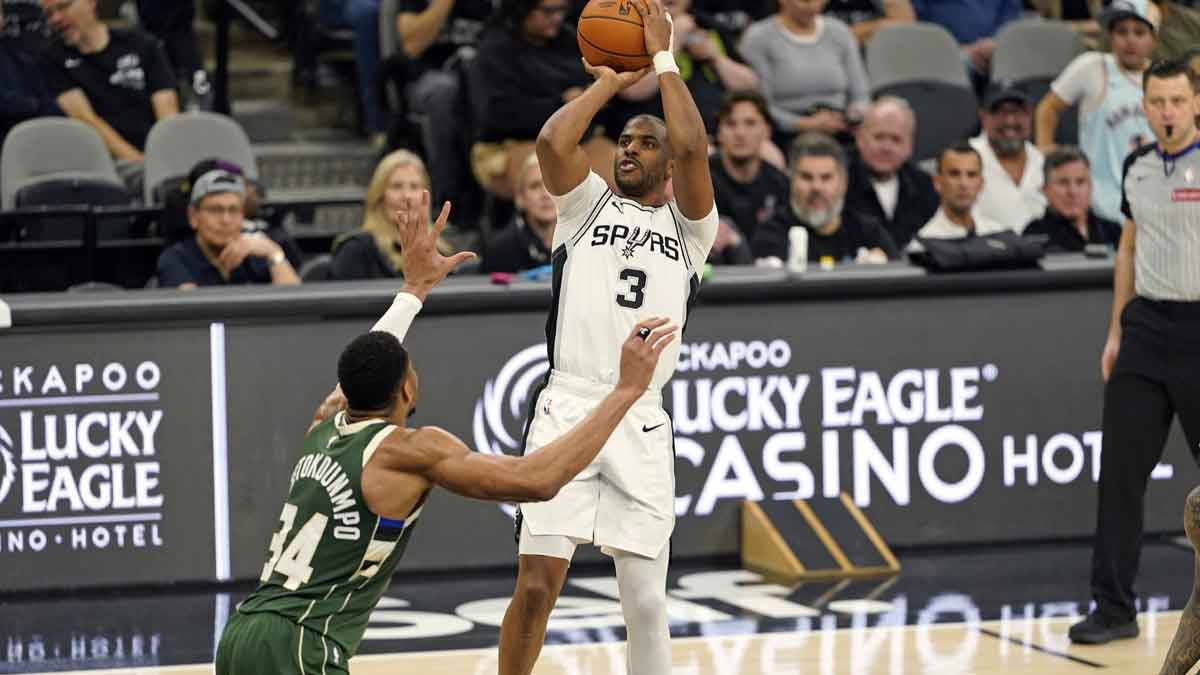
[237,412,425,660]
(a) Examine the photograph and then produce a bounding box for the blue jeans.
[320,0,385,133]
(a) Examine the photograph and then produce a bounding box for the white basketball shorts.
[517,369,675,560]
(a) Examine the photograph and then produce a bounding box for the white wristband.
[371,292,422,343]
[653,51,679,76]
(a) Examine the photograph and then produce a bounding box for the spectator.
[395,0,495,217]
[471,0,596,201]
[692,0,773,30]
[1029,0,1102,50]
[1035,0,1157,224]
[911,0,1022,87]
[824,0,916,46]
[845,96,938,248]
[753,132,899,265]
[136,0,211,110]
[918,143,1011,239]
[482,154,554,273]
[708,90,788,262]
[156,170,301,289]
[40,0,179,195]
[331,149,454,280]
[969,85,1046,233]
[318,0,386,144]
[616,0,760,135]
[739,0,870,149]
[1024,146,1121,252]
[159,158,304,268]
[0,2,60,142]
[1149,1,1200,62]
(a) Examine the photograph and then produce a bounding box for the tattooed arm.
[1160,487,1200,675]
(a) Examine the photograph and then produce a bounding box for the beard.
[615,165,661,197]
[792,194,844,228]
[991,134,1025,156]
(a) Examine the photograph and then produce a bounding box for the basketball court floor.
[2,540,1195,674]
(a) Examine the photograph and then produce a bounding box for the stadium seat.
[866,23,979,161]
[992,19,1085,146]
[866,22,971,91]
[299,253,333,281]
[143,112,258,204]
[0,118,125,210]
[992,19,1084,84]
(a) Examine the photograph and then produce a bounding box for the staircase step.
[254,142,378,192]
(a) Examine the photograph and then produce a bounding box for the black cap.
[982,84,1030,111]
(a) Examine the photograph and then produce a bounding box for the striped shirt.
[1121,139,1200,301]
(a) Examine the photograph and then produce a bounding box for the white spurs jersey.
[547,171,718,391]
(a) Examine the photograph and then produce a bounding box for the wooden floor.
[31,611,1199,675]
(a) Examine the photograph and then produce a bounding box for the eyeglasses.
[198,204,243,218]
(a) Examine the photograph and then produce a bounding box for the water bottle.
[787,226,808,273]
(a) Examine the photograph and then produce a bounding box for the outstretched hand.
[396,191,476,301]
[617,317,678,393]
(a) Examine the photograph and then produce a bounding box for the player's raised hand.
[395,190,476,300]
[636,0,674,56]
[617,317,678,393]
[582,58,651,91]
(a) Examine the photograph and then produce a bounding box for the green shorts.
[216,610,349,675]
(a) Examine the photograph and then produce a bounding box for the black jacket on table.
[751,204,900,262]
[844,150,939,249]
[472,28,590,143]
[1023,208,1122,253]
[482,216,553,274]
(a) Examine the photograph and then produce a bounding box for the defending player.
[214,192,677,675]
[499,1,718,673]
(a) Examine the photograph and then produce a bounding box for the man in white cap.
[1035,0,1159,223]
[155,169,301,289]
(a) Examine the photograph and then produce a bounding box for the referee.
[1071,58,1200,645]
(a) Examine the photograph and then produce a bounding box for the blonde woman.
[331,149,451,280]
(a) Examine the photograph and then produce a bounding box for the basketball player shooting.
[214,192,677,675]
[498,1,718,674]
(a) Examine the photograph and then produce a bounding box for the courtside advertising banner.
[0,327,219,590]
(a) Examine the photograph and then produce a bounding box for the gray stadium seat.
[991,18,1084,84]
[991,19,1085,147]
[866,23,978,161]
[299,253,333,281]
[866,22,971,91]
[0,118,124,210]
[142,112,257,204]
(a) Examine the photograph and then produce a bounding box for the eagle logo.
[0,425,16,506]
[473,344,550,518]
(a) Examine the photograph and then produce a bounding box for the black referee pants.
[1092,297,1200,622]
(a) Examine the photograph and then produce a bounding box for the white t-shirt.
[872,176,900,220]
[918,208,1011,240]
[1052,52,1131,112]
[968,134,1046,234]
[548,172,718,390]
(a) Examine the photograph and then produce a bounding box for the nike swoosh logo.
[642,423,665,433]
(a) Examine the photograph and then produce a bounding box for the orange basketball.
[577,0,651,73]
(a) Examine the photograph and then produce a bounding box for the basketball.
[577,0,651,73]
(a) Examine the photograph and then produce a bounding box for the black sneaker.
[1068,612,1139,644]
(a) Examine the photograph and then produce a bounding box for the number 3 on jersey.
[617,268,647,309]
[261,503,329,590]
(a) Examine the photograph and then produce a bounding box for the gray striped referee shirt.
[1121,139,1200,301]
